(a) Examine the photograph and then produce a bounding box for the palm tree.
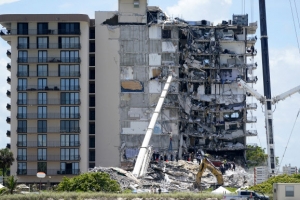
[5,176,18,194]
[0,148,15,176]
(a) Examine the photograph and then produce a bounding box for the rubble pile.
[90,160,254,192]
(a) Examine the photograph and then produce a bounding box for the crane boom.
[272,85,300,104]
[132,75,173,178]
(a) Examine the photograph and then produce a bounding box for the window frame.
[285,186,294,197]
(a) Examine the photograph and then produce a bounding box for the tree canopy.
[246,145,268,167]
[56,172,121,192]
[0,148,14,176]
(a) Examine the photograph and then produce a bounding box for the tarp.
[211,186,231,194]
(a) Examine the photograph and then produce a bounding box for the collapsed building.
[103,1,259,168]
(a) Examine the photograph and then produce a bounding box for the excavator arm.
[195,158,224,188]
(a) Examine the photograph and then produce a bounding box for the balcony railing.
[246,103,257,110]
[6,103,11,110]
[1,29,81,35]
[17,99,81,105]
[6,63,11,71]
[20,169,80,175]
[6,130,10,137]
[17,113,80,119]
[6,90,11,97]
[17,155,81,161]
[17,141,80,147]
[17,127,81,133]
[17,43,81,49]
[17,85,80,91]
[6,117,11,123]
[246,116,257,123]
[7,77,11,83]
[246,130,258,135]
[17,57,81,63]
[17,71,80,77]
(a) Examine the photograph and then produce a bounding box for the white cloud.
[166,0,232,23]
[0,0,20,6]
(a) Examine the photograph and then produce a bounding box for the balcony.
[246,103,257,110]
[7,77,11,84]
[17,155,81,161]
[17,85,80,91]
[6,63,11,71]
[246,130,258,135]
[17,57,81,64]
[17,141,80,147]
[6,130,10,137]
[6,103,11,110]
[1,29,81,35]
[17,99,81,105]
[6,117,11,123]
[17,127,81,133]
[17,43,81,49]
[17,113,80,119]
[6,90,11,97]
[6,143,11,149]
[246,116,257,123]
[21,169,80,176]
[6,49,11,58]
[17,71,80,77]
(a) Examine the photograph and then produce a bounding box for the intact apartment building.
[0,0,258,183]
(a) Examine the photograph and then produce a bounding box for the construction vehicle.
[195,157,224,188]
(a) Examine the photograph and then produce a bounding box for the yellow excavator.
[195,157,224,188]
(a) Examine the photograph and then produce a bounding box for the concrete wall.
[95,11,120,167]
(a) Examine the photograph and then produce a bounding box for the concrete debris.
[90,160,253,192]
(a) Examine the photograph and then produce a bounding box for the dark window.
[38,120,47,133]
[89,69,95,79]
[17,148,27,161]
[18,78,27,91]
[38,148,47,160]
[60,162,79,174]
[18,120,27,133]
[17,162,27,175]
[37,162,47,173]
[17,135,27,147]
[89,55,95,66]
[18,106,27,119]
[162,29,171,38]
[89,109,95,120]
[18,37,29,49]
[89,137,95,148]
[61,92,79,104]
[18,65,29,77]
[89,83,95,93]
[17,23,28,35]
[18,92,27,105]
[58,23,80,34]
[38,135,47,147]
[89,96,95,107]
[89,123,95,134]
[89,29,95,39]
[89,150,95,161]
[18,50,28,63]
[89,163,95,168]
[37,23,48,35]
[60,120,79,133]
[89,42,95,52]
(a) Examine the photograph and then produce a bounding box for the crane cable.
[277,108,300,173]
[289,0,300,54]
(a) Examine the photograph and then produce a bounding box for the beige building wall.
[118,0,147,23]
[273,183,300,200]
[95,11,120,167]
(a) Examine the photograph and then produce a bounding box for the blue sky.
[0,0,300,170]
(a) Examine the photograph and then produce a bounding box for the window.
[38,135,47,147]
[89,123,95,134]
[38,78,47,90]
[61,106,79,118]
[38,50,47,63]
[58,23,80,34]
[18,92,27,105]
[37,65,48,76]
[59,65,80,77]
[60,120,79,133]
[17,148,27,161]
[38,93,47,105]
[60,148,79,160]
[89,110,95,120]
[18,50,28,63]
[17,163,27,175]
[89,150,95,161]
[18,120,27,133]
[89,137,95,148]
[18,106,27,119]
[17,23,28,35]
[162,29,171,39]
[61,92,79,104]
[18,65,28,77]
[18,78,27,91]
[38,120,47,133]
[61,134,79,146]
[133,0,139,8]
[17,134,27,147]
[38,106,47,118]
[60,51,79,63]
[286,186,294,197]
[59,37,79,48]
[60,78,79,91]
[18,37,29,49]
[37,37,48,49]
[37,162,47,173]
[37,23,48,35]
[38,148,47,160]
[60,162,79,174]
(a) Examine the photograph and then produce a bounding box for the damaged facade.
[98,0,259,168]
